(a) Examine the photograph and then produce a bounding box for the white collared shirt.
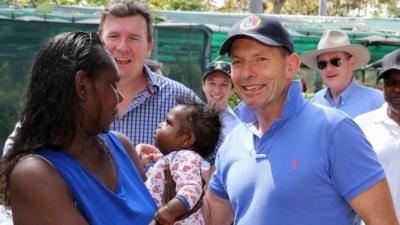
[355,103,400,220]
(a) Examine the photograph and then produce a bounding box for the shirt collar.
[324,78,358,104]
[234,80,306,124]
[223,106,236,117]
[374,103,399,126]
[143,64,161,95]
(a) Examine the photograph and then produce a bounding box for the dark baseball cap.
[203,61,231,80]
[377,49,400,80]
[219,15,294,55]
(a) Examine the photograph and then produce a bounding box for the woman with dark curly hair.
[0,32,157,225]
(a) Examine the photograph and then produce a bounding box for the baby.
[138,98,221,225]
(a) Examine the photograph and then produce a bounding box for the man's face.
[317,51,356,93]
[230,38,297,111]
[202,72,234,110]
[100,15,153,80]
[383,71,400,115]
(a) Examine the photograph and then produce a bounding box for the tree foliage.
[210,0,400,16]
[3,0,106,7]
[2,0,398,16]
[146,0,207,11]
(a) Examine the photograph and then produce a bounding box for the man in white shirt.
[355,49,400,221]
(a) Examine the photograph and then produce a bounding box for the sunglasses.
[208,61,231,75]
[317,58,343,70]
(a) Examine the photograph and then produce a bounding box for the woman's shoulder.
[9,154,69,204]
[11,154,57,179]
[10,154,64,188]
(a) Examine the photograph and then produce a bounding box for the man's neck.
[329,77,353,101]
[254,92,287,135]
[117,70,148,116]
[388,107,400,126]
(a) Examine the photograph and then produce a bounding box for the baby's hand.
[141,153,156,166]
[136,143,163,168]
[154,205,176,225]
[136,144,162,158]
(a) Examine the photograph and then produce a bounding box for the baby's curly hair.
[176,97,222,159]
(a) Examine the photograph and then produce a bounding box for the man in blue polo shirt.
[301,30,383,118]
[202,15,398,225]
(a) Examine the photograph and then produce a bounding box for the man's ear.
[348,55,357,69]
[286,53,301,80]
[179,132,196,149]
[146,40,154,58]
[75,70,89,101]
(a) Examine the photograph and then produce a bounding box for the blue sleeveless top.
[37,132,157,225]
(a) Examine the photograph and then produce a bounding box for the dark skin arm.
[154,151,204,225]
[9,155,89,225]
[113,131,147,181]
[153,198,188,225]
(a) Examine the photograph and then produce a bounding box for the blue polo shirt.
[209,80,385,225]
[311,78,384,118]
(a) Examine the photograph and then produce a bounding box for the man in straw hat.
[301,30,384,118]
[355,49,400,222]
[202,15,398,225]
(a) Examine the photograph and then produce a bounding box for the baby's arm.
[155,151,204,224]
[154,198,187,225]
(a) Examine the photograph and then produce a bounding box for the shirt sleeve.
[328,118,385,201]
[170,150,203,210]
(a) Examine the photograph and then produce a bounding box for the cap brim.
[219,33,285,55]
[301,45,370,70]
[203,69,231,80]
[377,67,400,80]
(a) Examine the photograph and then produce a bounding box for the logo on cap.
[240,15,261,31]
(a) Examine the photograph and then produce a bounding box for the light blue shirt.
[209,80,384,225]
[206,106,241,165]
[311,79,384,118]
[221,106,241,138]
[111,65,198,146]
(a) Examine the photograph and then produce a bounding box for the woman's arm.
[9,155,89,225]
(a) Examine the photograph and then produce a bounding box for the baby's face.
[154,105,190,154]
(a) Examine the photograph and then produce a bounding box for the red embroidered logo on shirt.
[291,159,299,169]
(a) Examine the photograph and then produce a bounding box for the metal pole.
[250,0,263,13]
[319,0,327,16]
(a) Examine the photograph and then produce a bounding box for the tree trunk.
[273,0,287,14]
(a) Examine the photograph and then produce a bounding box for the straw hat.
[301,30,370,70]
